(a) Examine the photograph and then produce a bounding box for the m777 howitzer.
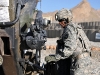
[19,10,51,74]
[0,0,50,75]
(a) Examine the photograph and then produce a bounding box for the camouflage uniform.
[45,8,100,75]
[73,55,100,75]
[55,22,100,75]
[0,55,3,65]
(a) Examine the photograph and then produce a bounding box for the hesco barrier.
[46,29,63,38]
[46,22,100,42]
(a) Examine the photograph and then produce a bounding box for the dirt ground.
[40,38,100,65]
[31,38,100,75]
[45,38,100,47]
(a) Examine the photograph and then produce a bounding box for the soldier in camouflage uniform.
[45,8,100,75]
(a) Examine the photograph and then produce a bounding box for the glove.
[45,55,58,63]
[57,39,63,44]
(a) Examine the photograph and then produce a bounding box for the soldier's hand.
[56,39,64,45]
[57,39,62,44]
[45,55,58,63]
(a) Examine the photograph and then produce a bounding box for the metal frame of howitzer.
[19,10,50,74]
[0,0,50,75]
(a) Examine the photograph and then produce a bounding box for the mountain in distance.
[42,0,100,23]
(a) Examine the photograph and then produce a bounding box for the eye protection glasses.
[58,19,65,22]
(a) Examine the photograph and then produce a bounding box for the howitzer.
[19,10,50,74]
[0,0,50,75]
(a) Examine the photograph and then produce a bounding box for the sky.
[36,0,100,13]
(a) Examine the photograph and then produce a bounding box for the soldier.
[45,8,100,75]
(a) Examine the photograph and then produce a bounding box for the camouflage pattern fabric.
[71,53,100,75]
[46,8,100,75]
[45,55,58,63]
[55,8,73,22]
[55,23,100,75]
[0,55,3,65]
[56,22,82,60]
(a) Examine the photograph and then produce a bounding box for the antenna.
[40,0,41,10]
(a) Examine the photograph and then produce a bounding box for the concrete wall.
[0,0,10,22]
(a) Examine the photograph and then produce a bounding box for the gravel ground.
[45,38,59,46]
[45,38,100,47]
[31,38,100,75]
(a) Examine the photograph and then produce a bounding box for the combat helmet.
[55,8,73,22]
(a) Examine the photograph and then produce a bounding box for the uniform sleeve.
[56,26,77,60]
[63,27,77,57]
